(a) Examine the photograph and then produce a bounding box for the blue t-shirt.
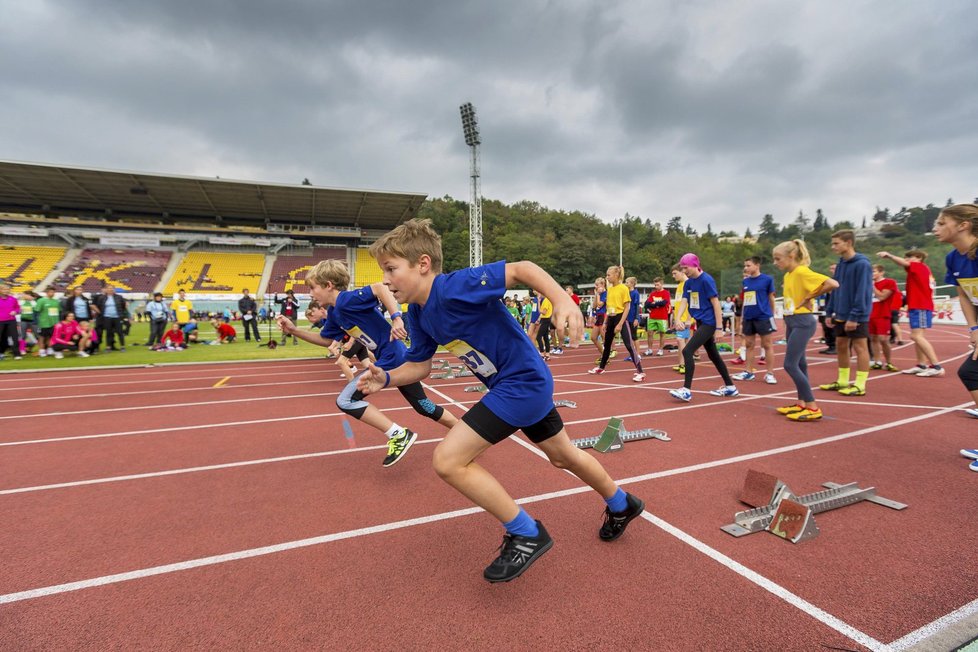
[741,274,775,320]
[406,261,553,427]
[628,289,639,322]
[320,286,406,370]
[73,297,89,319]
[945,249,978,306]
[595,290,607,315]
[682,272,720,326]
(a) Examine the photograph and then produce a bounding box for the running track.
[1,325,976,650]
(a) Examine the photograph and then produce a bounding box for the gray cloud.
[1,0,975,234]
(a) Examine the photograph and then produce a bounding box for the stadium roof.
[0,160,426,230]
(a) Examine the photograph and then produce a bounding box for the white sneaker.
[632,372,646,382]
[78,351,90,357]
[14,356,22,360]
[669,387,692,402]
[655,350,664,356]
[709,385,740,397]
[588,367,604,375]
[916,367,945,377]
[643,349,654,356]
[54,352,64,359]
[47,348,54,355]
[732,371,755,381]
[765,373,777,385]
[39,350,47,357]
[961,448,978,459]
[902,366,926,375]
[964,409,978,420]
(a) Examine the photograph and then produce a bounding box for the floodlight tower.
[459,102,483,267]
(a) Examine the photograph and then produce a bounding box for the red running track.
[1,327,977,650]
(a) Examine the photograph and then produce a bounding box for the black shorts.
[890,310,900,324]
[594,313,606,327]
[832,320,870,339]
[40,326,54,338]
[342,340,369,361]
[462,401,563,445]
[742,318,776,336]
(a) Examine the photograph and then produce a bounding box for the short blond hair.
[306,259,350,291]
[368,218,443,273]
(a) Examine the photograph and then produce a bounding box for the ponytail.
[774,239,811,266]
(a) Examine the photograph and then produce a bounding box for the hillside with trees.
[418,196,975,295]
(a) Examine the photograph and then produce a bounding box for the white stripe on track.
[887,596,978,650]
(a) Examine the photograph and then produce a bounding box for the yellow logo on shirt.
[743,290,757,306]
[689,292,700,310]
[444,339,498,377]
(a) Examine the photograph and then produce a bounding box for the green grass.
[3,321,327,371]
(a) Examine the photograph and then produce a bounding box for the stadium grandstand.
[0,160,426,301]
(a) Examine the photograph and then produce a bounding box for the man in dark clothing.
[274,290,301,345]
[238,289,261,342]
[93,286,129,351]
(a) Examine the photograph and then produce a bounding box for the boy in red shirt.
[642,277,671,356]
[878,249,942,376]
[160,323,186,349]
[869,265,899,371]
[211,318,237,344]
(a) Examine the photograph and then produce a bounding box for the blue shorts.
[675,328,691,340]
[908,309,932,330]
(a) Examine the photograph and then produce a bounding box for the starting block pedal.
[455,369,475,378]
[431,372,453,379]
[570,417,669,453]
[554,399,577,408]
[464,384,487,393]
[721,469,907,543]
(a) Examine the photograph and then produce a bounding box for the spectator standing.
[144,292,169,347]
[238,289,261,342]
[63,287,93,322]
[878,249,943,377]
[34,287,61,357]
[171,289,194,326]
[275,290,301,345]
[0,284,21,360]
[818,263,839,354]
[720,297,735,333]
[93,286,129,351]
[18,291,37,356]
[819,230,873,397]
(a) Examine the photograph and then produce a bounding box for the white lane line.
[887,596,978,650]
[639,511,888,651]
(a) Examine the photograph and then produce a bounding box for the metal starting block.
[464,384,487,393]
[570,417,670,453]
[721,469,908,543]
[554,399,577,408]
[431,372,453,379]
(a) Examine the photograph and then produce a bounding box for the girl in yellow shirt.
[773,239,839,421]
[536,292,554,360]
[588,265,645,382]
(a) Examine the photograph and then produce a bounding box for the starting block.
[570,417,670,453]
[554,399,577,409]
[464,384,487,393]
[721,469,908,543]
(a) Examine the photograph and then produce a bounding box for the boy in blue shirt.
[732,256,778,385]
[358,219,644,583]
[278,259,457,467]
[668,253,738,402]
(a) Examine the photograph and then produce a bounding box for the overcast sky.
[2,0,976,234]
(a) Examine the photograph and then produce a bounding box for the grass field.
[1,320,326,370]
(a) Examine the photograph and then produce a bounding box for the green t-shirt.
[507,305,519,320]
[34,297,61,328]
[19,299,35,320]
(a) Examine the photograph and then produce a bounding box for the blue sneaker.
[732,371,755,381]
[972,460,978,473]
[709,385,739,397]
[965,409,978,419]
[624,356,633,362]
[669,387,692,402]
[961,449,978,460]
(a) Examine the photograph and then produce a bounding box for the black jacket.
[238,296,258,315]
[93,294,129,320]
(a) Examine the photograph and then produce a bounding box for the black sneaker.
[818,347,837,355]
[382,429,418,467]
[483,521,553,583]
[599,493,645,541]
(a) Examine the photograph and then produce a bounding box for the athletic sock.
[837,368,850,385]
[854,370,869,390]
[383,424,403,439]
[930,365,942,370]
[503,508,540,537]
[605,487,628,513]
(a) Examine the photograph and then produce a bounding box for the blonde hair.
[940,204,978,259]
[306,259,350,291]
[368,218,443,273]
[625,276,637,286]
[774,239,811,266]
[594,276,607,289]
[606,265,624,284]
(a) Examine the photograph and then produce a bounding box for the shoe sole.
[961,449,978,460]
[382,431,418,468]
[484,537,554,583]
[600,496,646,541]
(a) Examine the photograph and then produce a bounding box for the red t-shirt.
[872,278,898,320]
[570,293,581,306]
[644,289,672,320]
[905,261,934,311]
[162,329,184,346]
[216,323,236,338]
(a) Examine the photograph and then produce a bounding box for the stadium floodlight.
[459,102,483,266]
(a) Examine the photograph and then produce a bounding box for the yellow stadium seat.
[0,245,67,292]
[354,248,384,288]
[162,252,265,295]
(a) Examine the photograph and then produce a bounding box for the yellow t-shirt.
[605,283,629,316]
[171,298,194,324]
[674,280,690,322]
[782,265,829,315]
[539,297,553,319]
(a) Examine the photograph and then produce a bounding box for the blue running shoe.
[709,385,739,397]
[669,387,692,402]
[972,460,978,473]
[961,449,978,460]
[732,371,755,381]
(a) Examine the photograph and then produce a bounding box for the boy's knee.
[431,446,459,480]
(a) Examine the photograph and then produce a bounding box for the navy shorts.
[742,318,776,336]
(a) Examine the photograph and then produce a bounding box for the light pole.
[459,102,483,267]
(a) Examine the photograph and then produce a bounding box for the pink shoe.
[588,367,604,375]
[632,373,646,382]
[731,357,745,365]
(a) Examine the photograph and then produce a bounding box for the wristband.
[390,311,402,320]
[383,371,391,388]
[970,325,978,332]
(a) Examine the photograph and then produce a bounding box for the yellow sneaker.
[818,381,847,391]
[787,408,823,421]
[837,385,865,396]
[776,403,805,415]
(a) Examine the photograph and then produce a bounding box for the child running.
[589,265,645,381]
[931,203,978,471]
[771,240,839,422]
[358,219,644,583]
[278,259,458,467]
[669,254,738,402]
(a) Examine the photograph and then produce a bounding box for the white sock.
[384,424,403,439]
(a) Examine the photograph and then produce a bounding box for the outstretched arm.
[505,261,584,346]
[877,251,910,269]
[277,315,333,347]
